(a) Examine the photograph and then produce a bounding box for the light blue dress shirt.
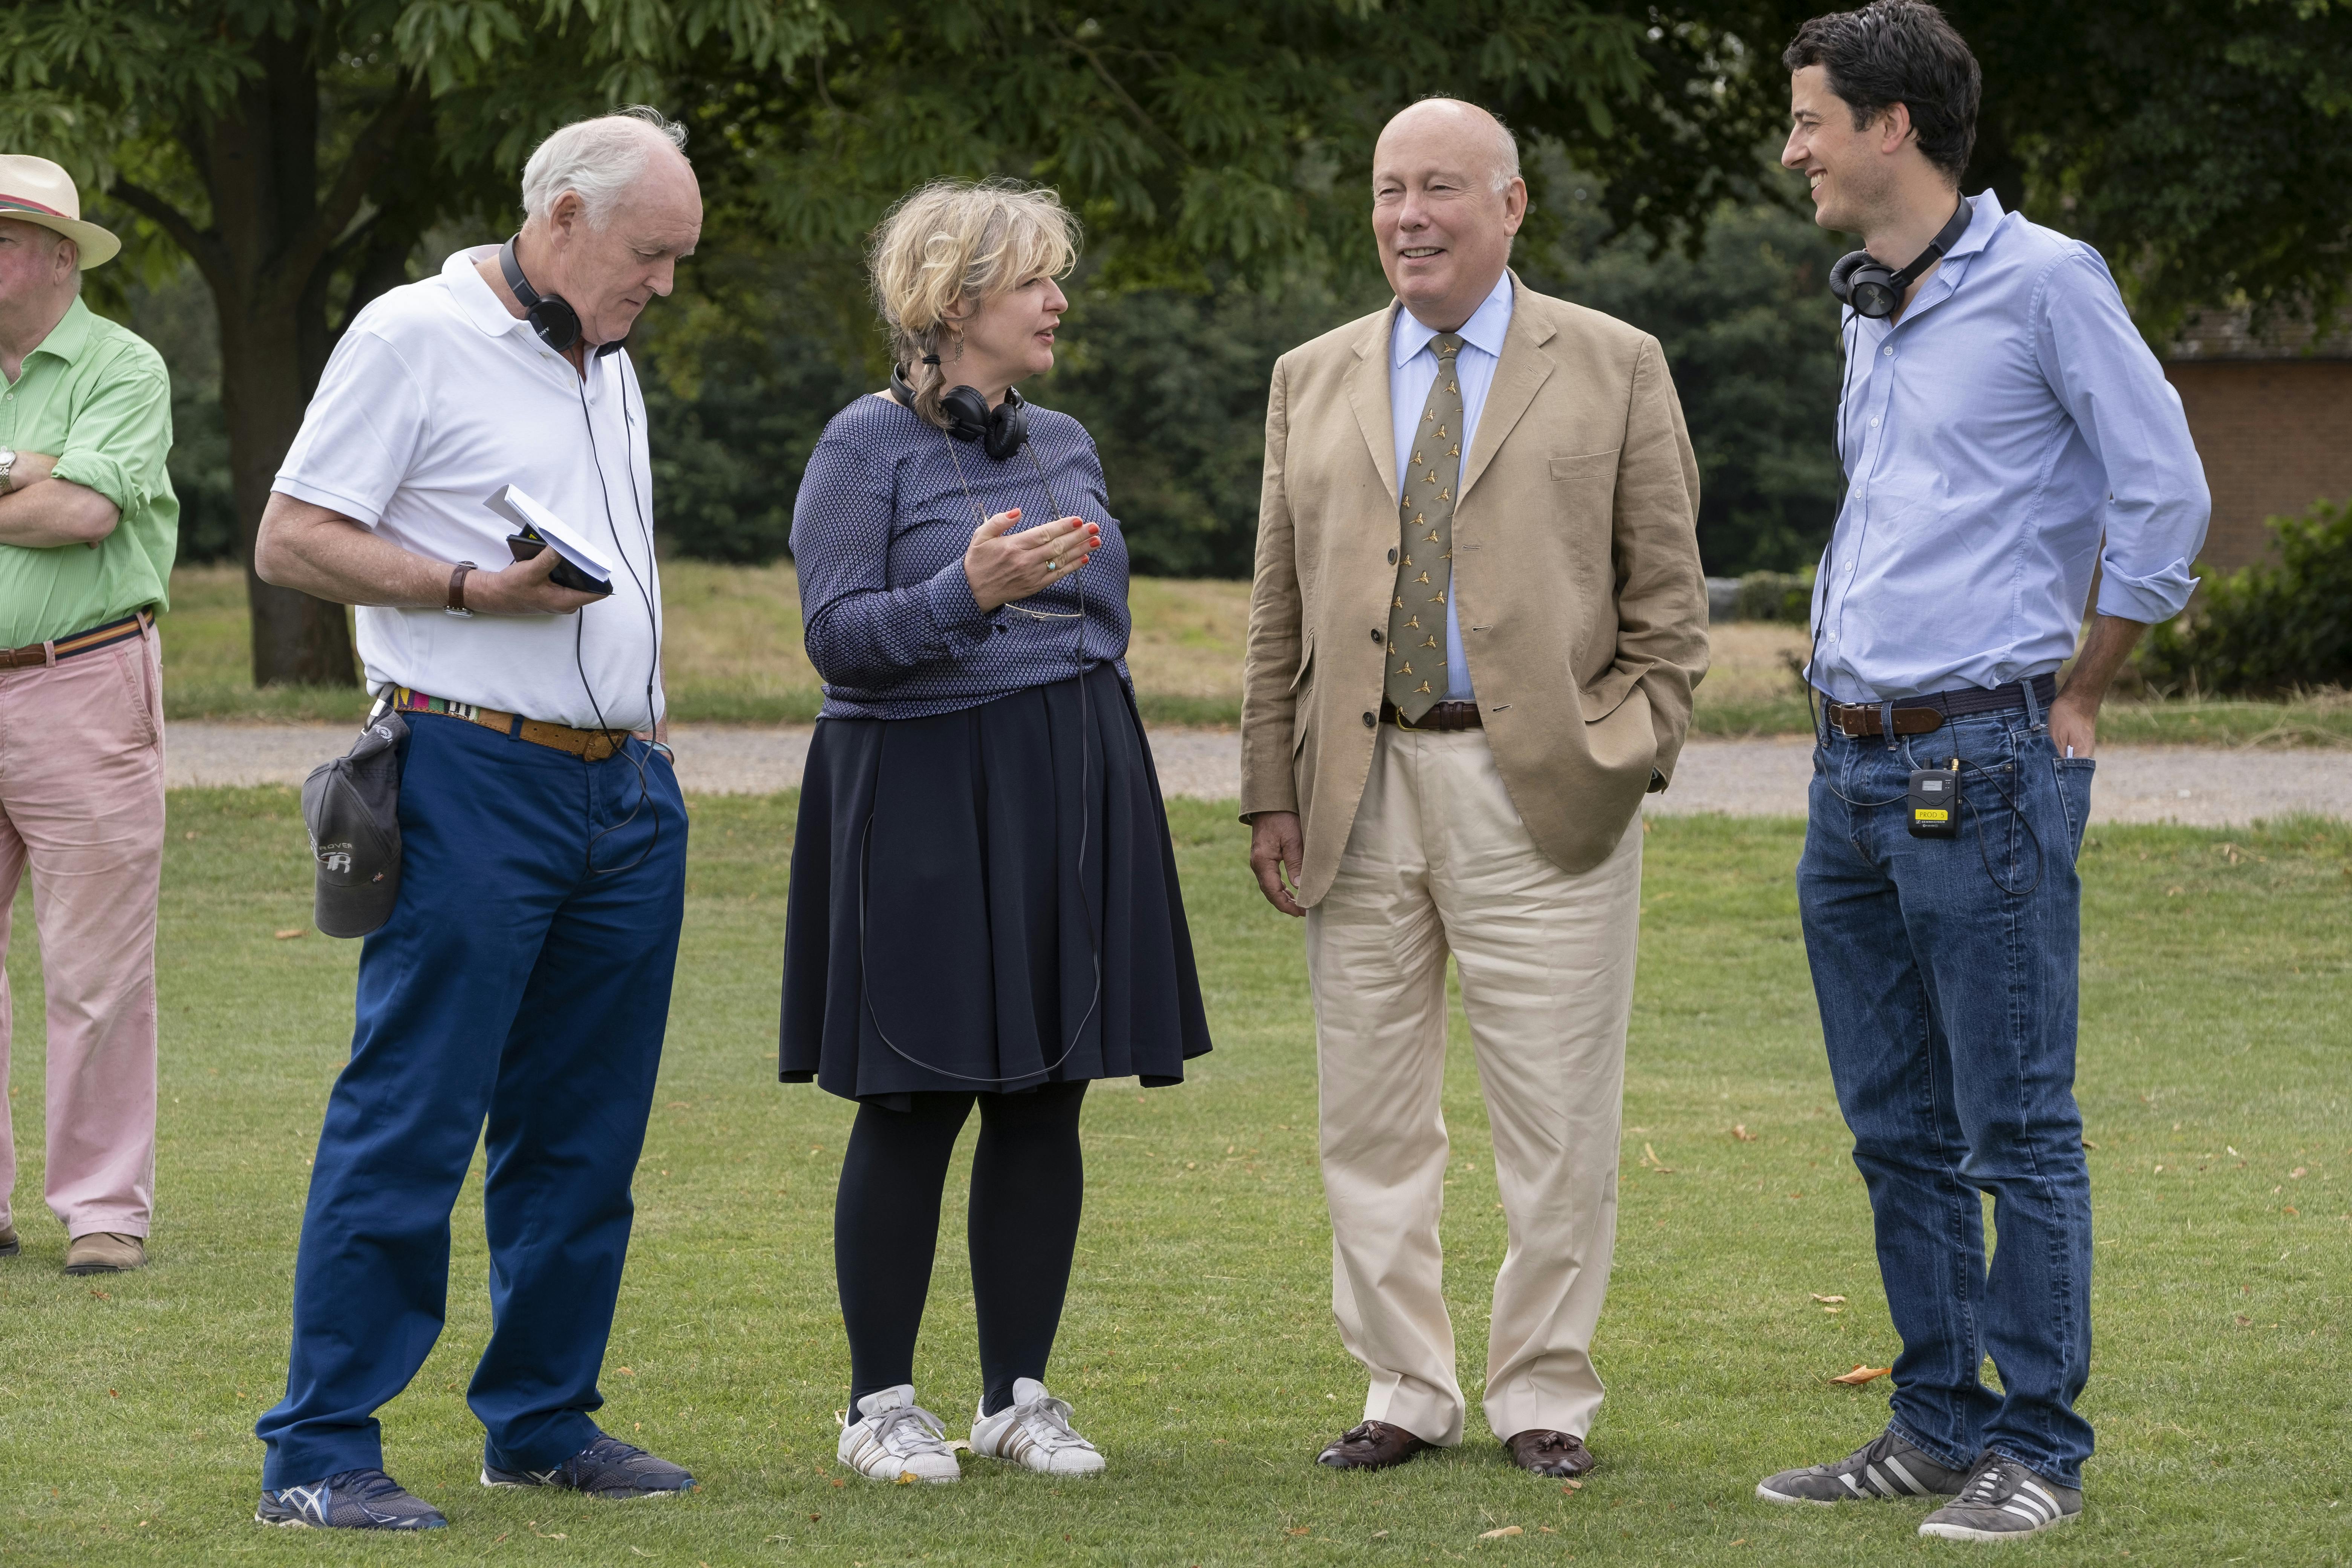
[1808,191,2209,703]
[1392,270,1514,703]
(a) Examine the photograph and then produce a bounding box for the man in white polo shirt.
[245,108,700,1532]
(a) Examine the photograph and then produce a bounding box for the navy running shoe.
[481,1433,697,1499]
[254,1468,449,1530]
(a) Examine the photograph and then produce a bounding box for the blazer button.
[1361,711,1376,728]
[1386,548,1398,564]
[1370,628,1383,643]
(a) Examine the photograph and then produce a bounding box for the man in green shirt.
[0,154,177,1276]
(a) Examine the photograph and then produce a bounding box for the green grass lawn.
[155,565,2352,744]
[0,796,2344,1564]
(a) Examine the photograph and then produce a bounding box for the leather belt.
[1381,697,1483,732]
[392,687,641,763]
[0,610,152,671]
[1823,673,2058,739]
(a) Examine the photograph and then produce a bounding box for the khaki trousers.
[0,626,165,1239]
[1305,725,1642,1446]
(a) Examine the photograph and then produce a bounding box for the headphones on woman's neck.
[500,236,623,358]
[890,354,1030,460]
[1829,198,1974,320]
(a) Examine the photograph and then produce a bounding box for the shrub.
[1733,569,1815,623]
[2136,498,2352,695]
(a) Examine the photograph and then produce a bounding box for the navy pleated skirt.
[780,665,1213,1104]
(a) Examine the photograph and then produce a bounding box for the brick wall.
[2163,359,2352,572]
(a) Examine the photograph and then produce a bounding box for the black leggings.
[836,1081,1086,1416]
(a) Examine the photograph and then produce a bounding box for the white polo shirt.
[275,247,664,730]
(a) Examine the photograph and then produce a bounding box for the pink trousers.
[0,624,164,1239]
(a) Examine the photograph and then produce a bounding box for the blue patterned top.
[790,392,1134,720]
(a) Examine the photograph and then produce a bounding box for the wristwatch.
[0,449,16,495]
[446,560,477,617]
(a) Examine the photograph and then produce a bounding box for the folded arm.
[255,492,601,616]
[0,451,119,547]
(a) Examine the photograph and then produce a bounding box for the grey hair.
[521,107,690,228]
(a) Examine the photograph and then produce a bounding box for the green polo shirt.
[0,296,177,646]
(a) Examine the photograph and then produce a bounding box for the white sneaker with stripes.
[837,1386,961,1483]
[1757,1426,1971,1505]
[968,1378,1106,1476]
[1919,1456,2082,1542]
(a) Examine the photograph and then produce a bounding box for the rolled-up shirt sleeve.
[2034,249,2210,623]
[792,431,998,687]
[49,366,171,518]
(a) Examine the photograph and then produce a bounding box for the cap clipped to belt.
[302,708,409,937]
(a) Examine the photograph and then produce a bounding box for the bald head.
[1370,99,1528,332]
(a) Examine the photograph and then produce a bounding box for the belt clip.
[2021,675,2044,729]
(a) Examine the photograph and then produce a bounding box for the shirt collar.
[444,245,530,340]
[25,296,97,367]
[1393,270,1514,368]
[1944,188,2004,263]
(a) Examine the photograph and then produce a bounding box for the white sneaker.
[968,1378,1106,1476]
[837,1386,960,1483]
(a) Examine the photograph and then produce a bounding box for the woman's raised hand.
[962,507,1101,613]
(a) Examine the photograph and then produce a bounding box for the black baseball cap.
[302,708,408,938]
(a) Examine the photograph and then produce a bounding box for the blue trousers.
[257,714,686,1488]
[1798,704,2097,1487]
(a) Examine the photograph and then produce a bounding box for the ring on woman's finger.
[1045,557,1061,571]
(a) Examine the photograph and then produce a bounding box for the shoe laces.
[864,1401,952,1456]
[1958,1458,2019,1504]
[1003,1389,1088,1452]
[323,1468,409,1504]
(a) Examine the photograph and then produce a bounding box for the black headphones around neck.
[500,236,623,359]
[890,357,1030,460]
[1829,199,1975,320]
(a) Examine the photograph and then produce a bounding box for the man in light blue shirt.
[1757,1,2207,1546]
[1389,267,1513,702]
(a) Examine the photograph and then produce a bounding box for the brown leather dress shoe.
[1317,1420,1433,1471]
[63,1231,145,1276]
[1506,1429,1597,1478]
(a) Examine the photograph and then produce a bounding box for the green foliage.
[2137,498,2352,697]
[1732,569,1815,623]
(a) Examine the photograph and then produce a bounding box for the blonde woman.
[780,179,1211,1483]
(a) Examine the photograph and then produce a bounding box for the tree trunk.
[197,24,358,688]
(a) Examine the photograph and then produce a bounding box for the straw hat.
[0,155,121,268]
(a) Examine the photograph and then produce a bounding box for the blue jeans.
[256,714,687,1488]
[1798,703,2097,1487]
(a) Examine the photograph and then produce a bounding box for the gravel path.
[165,722,2349,826]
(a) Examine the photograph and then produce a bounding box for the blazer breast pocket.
[1550,449,1620,481]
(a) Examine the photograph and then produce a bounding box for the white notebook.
[481,484,618,584]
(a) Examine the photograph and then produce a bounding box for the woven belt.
[391,687,638,763]
[1380,697,1484,732]
[0,610,151,671]
[1824,673,2057,739]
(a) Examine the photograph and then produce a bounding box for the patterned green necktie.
[1385,334,1464,723]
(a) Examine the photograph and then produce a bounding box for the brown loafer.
[1506,1429,1597,1478]
[63,1231,145,1276]
[1317,1420,1433,1471]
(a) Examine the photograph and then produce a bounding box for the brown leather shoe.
[0,1222,18,1257]
[63,1231,145,1275]
[1317,1420,1433,1471]
[1506,1429,1597,1478]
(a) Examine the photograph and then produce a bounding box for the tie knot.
[1434,335,1461,361]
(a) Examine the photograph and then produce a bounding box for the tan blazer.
[1240,273,1709,906]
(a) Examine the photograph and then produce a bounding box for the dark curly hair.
[1783,1,1981,183]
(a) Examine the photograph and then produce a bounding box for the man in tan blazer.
[1241,98,1707,1478]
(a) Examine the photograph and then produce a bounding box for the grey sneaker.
[1757,1426,1972,1505]
[1919,1456,2081,1541]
